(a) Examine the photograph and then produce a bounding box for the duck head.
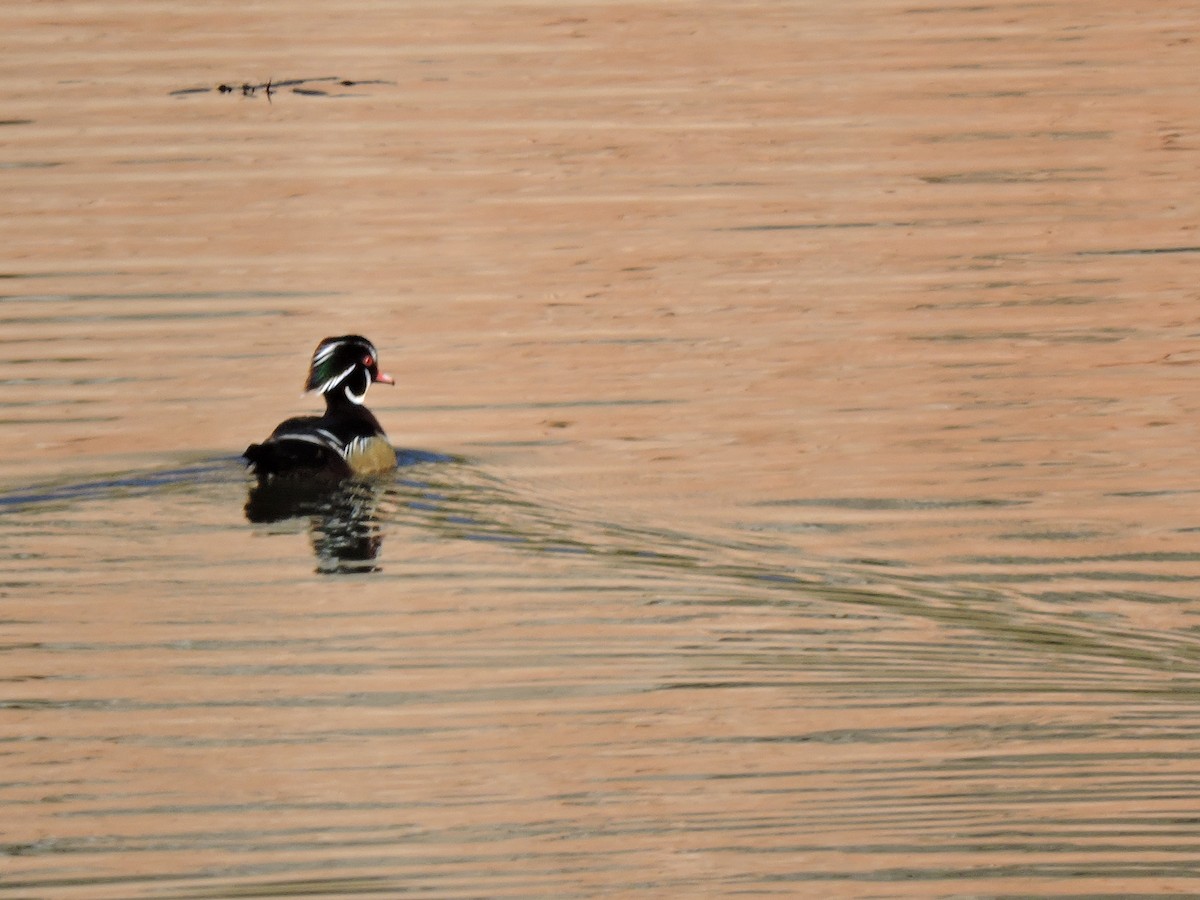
[304,335,394,405]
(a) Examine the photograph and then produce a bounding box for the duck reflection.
[244,478,385,575]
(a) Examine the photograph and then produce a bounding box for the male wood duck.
[244,335,397,480]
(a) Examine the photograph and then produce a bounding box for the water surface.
[3,1,1200,896]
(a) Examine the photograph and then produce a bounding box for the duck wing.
[243,416,353,480]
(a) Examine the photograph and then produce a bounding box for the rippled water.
[7,449,1194,897]
[5,1,1200,896]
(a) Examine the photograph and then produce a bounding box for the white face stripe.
[343,382,367,405]
[316,362,356,395]
[314,338,378,363]
[312,341,342,365]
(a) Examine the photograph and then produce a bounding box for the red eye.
[363,355,374,366]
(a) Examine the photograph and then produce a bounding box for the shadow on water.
[242,450,453,576]
[3,450,1200,680]
[245,478,387,575]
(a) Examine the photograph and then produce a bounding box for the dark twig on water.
[170,76,395,99]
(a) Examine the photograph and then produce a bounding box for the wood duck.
[244,335,397,480]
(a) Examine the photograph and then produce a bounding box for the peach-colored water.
[3,1,1200,896]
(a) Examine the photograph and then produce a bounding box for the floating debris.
[170,76,394,100]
